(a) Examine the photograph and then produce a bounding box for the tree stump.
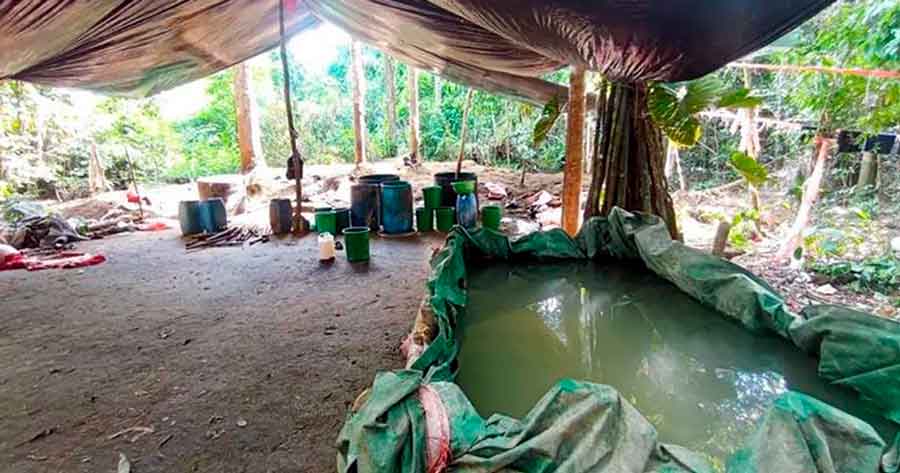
[197,175,245,215]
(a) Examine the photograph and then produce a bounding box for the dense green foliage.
[774,0,899,133]
[1,0,896,199]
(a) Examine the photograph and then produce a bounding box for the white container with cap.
[318,232,336,261]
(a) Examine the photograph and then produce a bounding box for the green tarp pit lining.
[338,208,900,473]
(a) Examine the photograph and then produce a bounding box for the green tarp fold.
[338,208,900,472]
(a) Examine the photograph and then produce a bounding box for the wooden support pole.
[712,221,731,256]
[407,66,420,165]
[561,67,586,236]
[456,88,474,175]
[350,40,367,166]
[234,61,266,175]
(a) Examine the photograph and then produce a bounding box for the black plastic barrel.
[269,199,293,235]
[351,184,379,229]
[434,172,478,208]
[351,174,400,230]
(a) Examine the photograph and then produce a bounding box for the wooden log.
[561,67,586,236]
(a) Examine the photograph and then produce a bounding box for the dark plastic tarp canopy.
[1,0,832,100]
[338,208,900,473]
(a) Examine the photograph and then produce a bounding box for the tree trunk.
[739,69,761,211]
[434,75,442,109]
[665,140,687,192]
[561,67,586,236]
[585,81,679,239]
[456,89,474,175]
[407,66,420,165]
[776,136,834,262]
[88,141,109,194]
[350,40,367,166]
[383,55,396,153]
[855,151,878,194]
[233,62,266,174]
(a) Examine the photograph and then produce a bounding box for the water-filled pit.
[457,262,896,461]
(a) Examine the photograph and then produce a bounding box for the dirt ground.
[4,159,897,473]
[1,228,446,473]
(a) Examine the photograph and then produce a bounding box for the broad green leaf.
[680,76,725,114]
[729,151,769,187]
[717,88,764,109]
[648,83,703,146]
[532,95,563,148]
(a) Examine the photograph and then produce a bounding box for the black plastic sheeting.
[1,0,832,99]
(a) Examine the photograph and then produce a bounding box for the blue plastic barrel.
[380,181,413,234]
[198,198,227,233]
[178,200,203,236]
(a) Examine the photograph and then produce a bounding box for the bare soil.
[0,229,445,473]
[5,159,896,473]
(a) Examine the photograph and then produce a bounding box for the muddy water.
[457,262,895,461]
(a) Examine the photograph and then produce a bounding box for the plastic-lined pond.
[457,262,895,461]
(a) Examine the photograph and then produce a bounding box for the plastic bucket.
[416,207,434,233]
[343,226,370,262]
[315,208,337,235]
[434,171,478,208]
[334,207,351,234]
[481,205,502,230]
[198,198,227,233]
[351,184,380,230]
[269,199,293,235]
[436,207,456,232]
[422,186,443,210]
[178,200,203,236]
[380,181,414,234]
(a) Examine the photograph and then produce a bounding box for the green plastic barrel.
[343,226,370,262]
[422,186,443,210]
[416,207,434,233]
[436,207,456,232]
[315,208,337,235]
[481,205,502,230]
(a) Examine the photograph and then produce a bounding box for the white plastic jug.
[318,232,336,261]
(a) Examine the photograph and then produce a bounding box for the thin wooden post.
[456,88,474,175]
[350,40,367,166]
[562,67,586,236]
[278,0,306,234]
[407,66,420,165]
[383,55,396,152]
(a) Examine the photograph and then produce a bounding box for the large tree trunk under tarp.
[584,81,679,239]
[234,62,266,175]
